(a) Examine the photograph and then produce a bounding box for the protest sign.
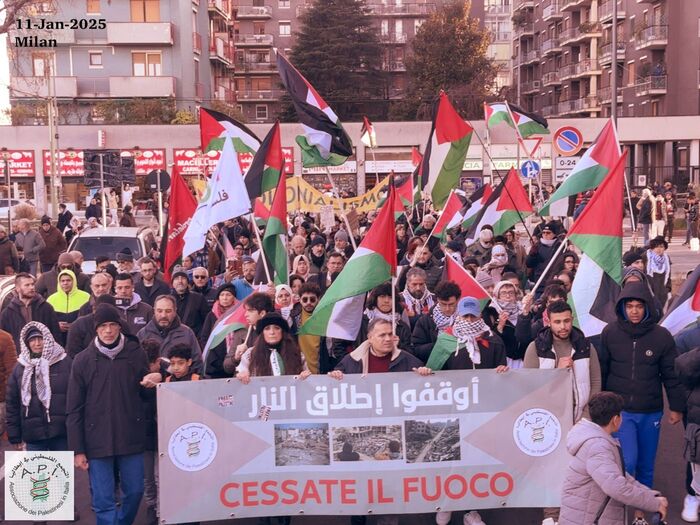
[158,369,572,522]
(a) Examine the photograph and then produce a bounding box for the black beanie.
[94,304,122,329]
[217,283,236,299]
[256,312,290,334]
[23,326,43,347]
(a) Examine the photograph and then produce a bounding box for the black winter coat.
[676,348,700,426]
[599,282,686,414]
[134,277,171,307]
[66,335,151,459]
[0,296,61,353]
[172,290,209,335]
[441,334,507,371]
[526,240,563,295]
[411,310,438,363]
[6,355,73,444]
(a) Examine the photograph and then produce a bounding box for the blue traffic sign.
[520,160,540,179]
[553,126,584,156]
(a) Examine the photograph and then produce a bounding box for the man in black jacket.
[525,223,563,297]
[66,295,122,358]
[191,267,218,311]
[598,281,685,521]
[411,281,461,363]
[133,257,170,307]
[0,273,61,351]
[170,271,208,335]
[67,304,160,525]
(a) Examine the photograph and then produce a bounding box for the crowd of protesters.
[0,182,698,525]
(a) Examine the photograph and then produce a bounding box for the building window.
[130,0,160,22]
[236,104,244,114]
[132,52,162,76]
[31,53,52,77]
[627,61,635,86]
[414,19,423,33]
[256,104,268,120]
[253,21,266,34]
[279,0,290,7]
[89,51,103,67]
[279,22,291,36]
[87,0,100,13]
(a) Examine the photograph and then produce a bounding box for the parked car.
[67,226,159,274]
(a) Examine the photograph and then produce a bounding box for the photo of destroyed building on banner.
[405,418,461,463]
[274,423,330,466]
[332,425,403,461]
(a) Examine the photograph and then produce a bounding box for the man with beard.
[291,283,332,373]
[232,257,257,300]
[114,273,154,335]
[400,268,435,330]
[170,271,208,335]
[397,244,442,292]
[137,295,204,373]
[308,236,327,275]
[309,252,345,296]
[134,257,170,307]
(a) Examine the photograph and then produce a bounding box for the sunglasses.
[193,275,208,280]
[300,296,317,304]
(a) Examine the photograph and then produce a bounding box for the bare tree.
[0,1,47,35]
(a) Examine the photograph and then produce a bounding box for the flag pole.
[505,101,543,205]
[323,167,358,251]
[391,275,397,337]
[410,189,453,268]
[530,239,568,294]
[250,212,273,283]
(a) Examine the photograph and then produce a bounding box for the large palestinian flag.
[443,255,492,309]
[567,150,628,337]
[199,107,261,153]
[299,183,397,340]
[392,172,414,219]
[662,264,700,335]
[426,327,460,371]
[460,184,493,230]
[245,121,284,201]
[261,166,288,285]
[465,168,533,241]
[432,191,466,241]
[484,102,549,138]
[276,52,353,168]
[420,92,473,209]
[540,118,620,217]
[202,300,248,365]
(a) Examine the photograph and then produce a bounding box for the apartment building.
[8,0,236,123]
[232,0,485,123]
[484,0,513,90]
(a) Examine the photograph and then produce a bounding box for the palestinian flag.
[411,146,422,167]
[393,172,414,219]
[202,300,248,365]
[484,102,549,139]
[245,121,284,201]
[465,168,533,241]
[661,264,700,335]
[299,182,397,339]
[432,191,466,241]
[540,118,621,217]
[426,327,459,371]
[276,52,353,167]
[411,149,424,204]
[253,198,271,226]
[460,184,492,230]
[443,255,492,309]
[261,170,288,285]
[162,167,197,281]
[199,107,261,153]
[567,150,628,337]
[420,92,473,209]
[360,116,377,148]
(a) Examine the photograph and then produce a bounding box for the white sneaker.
[464,511,485,525]
[683,494,700,522]
[436,511,452,525]
[542,519,558,525]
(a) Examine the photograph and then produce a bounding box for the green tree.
[282,0,387,121]
[394,0,496,120]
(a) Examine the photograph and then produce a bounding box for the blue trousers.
[88,454,144,525]
[614,410,662,488]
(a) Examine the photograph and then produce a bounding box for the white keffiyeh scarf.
[452,318,491,366]
[401,288,435,316]
[432,304,456,332]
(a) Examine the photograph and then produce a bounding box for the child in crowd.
[166,344,201,382]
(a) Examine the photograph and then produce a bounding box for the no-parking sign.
[552,126,583,156]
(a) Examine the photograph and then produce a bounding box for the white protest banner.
[157,369,573,522]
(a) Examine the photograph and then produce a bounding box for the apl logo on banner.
[4,451,74,521]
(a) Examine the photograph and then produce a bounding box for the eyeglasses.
[193,275,208,280]
[300,296,317,304]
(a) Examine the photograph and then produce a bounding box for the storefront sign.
[173,149,221,176]
[121,149,166,176]
[42,150,84,178]
[158,369,572,522]
[0,150,35,177]
[302,161,357,175]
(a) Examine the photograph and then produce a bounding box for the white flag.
[182,137,252,257]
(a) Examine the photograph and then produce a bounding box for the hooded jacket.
[559,418,661,525]
[117,292,153,335]
[47,269,91,324]
[598,282,686,413]
[36,265,91,298]
[676,347,700,426]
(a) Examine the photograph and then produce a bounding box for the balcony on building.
[599,0,626,23]
[522,80,542,94]
[597,86,623,104]
[106,23,173,45]
[366,3,436,16]
[108,76,175,97]
[210,36,234,64]
[635,75,667,96]
[635,25,668,51]
[558,95,600,114]
[208,0,230,19]
[513,23,535,40]
[380,33,408,44]
[522,49,539,66]
[542,71,561,86]
[485,3,511,15]
[513,0,534,12]
[559,62,576,81]
[572,58,601,78]
[236,6,272,18]
[10,76,78,98]
[559,22,602,45]
[236,60,276,73]
[215,84,236,104]
[542,1,562,21]
[237,89,284,101]
[9,27,75,45]
[76,78,110,98]
[541,37,562,56]
[599,41,626,65]
[561,0,592,12]
[541,104,558,117]
[234,34,274,46]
